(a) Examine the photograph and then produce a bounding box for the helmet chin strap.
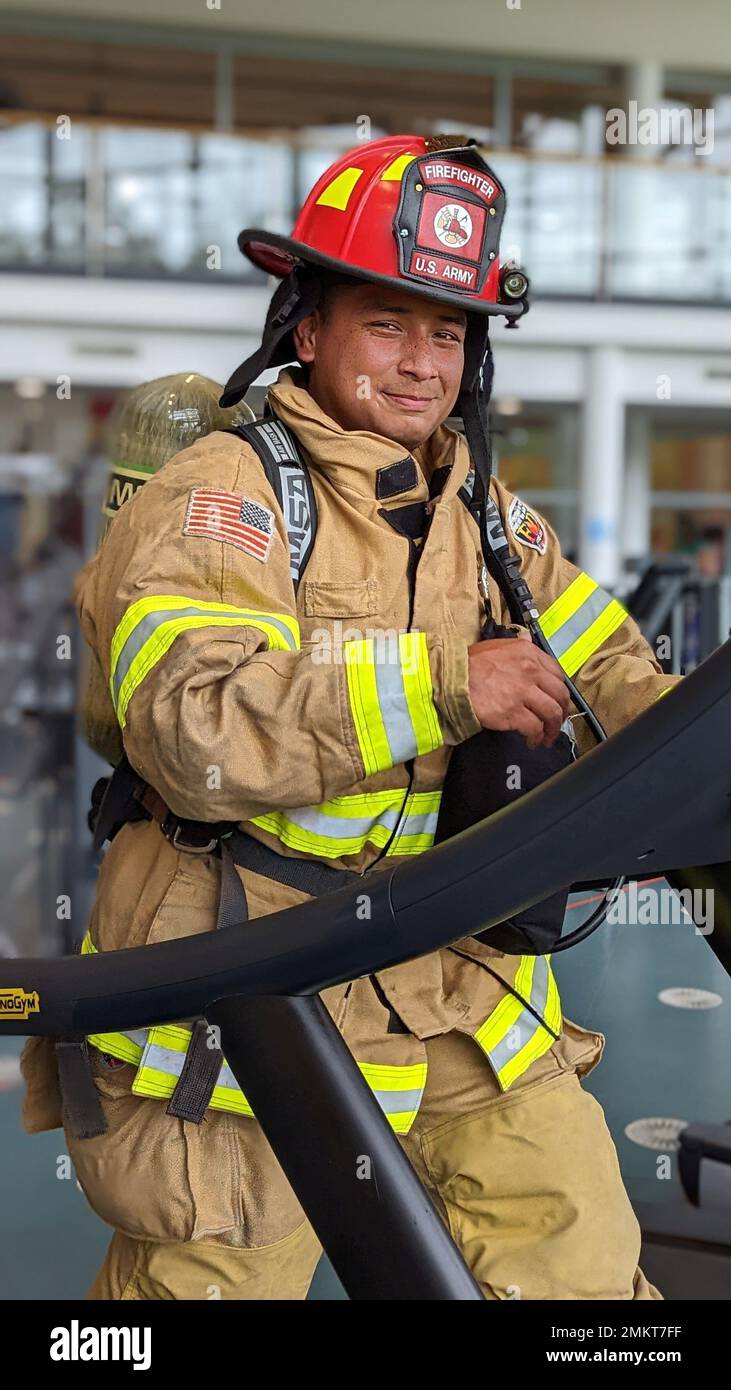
[458,319,538,628]
[459,318,608,749]
[458,317,617,951]
[219,266,322,409]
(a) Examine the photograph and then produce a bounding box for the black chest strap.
[227,417,499,603]
[224,416,317,591]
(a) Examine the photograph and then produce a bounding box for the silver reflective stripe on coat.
[250,789,442,860]
[111,604,295,710]
[474,954,562,1092]
[545,587,618,665]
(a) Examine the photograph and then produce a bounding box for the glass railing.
[2,118,731,302]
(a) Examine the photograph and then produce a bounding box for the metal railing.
[2,117,731,302]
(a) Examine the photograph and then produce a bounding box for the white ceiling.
[2,0,730,73]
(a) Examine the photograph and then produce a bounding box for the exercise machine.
[1,641,730,1299]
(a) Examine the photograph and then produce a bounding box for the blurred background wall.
[0,0,731,1298]
[1,0,730,981]
[1,0,730,941]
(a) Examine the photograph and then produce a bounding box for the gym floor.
[0,882,728,1300]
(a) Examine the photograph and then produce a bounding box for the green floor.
[556,887,730,1206]
[1,882,728,1300]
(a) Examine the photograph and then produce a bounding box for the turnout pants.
[87,1028,661,1302]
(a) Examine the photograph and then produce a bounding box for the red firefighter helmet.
[220,134,527,411]
[239,133,521,319]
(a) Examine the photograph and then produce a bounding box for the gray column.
[215,48,234,134]
[618,63,665,295]
[494,70,513,148]
[624,60,664,160]
[553,408,579,553]
[579,347,624,587]
[623,410,652,563]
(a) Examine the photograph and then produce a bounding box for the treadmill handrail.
[1,641,730,1036]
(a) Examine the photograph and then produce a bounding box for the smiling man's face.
[292,280,467,450]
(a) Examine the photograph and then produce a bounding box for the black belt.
[81,762,366,1132]
[79,762,403,1133]
[224,827,361,897]
[138,781,363,898]
[91,755,362,898]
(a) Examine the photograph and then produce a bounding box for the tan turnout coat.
[21,366,679,1246]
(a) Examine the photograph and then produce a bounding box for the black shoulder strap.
[458,468,509,549]
[457,466,477,514]
[225,416,317,591]
[457,464,535,627]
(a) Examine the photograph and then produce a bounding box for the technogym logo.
[0,988,39,1018]
[50,1321,151,1371]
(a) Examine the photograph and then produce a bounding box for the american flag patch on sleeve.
[183,488,275,562]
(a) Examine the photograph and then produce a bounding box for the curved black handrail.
[1,640,730,1037]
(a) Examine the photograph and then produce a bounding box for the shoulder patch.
[183,487,275,562]
[507,496,547,555]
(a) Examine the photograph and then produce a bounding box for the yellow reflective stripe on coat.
[344,631,443,777]
[129,1028,426,1133]
[87,1029,147,1065]
[357,1062,427,1134]
[474,954,562,1092]
[130,1023,256,1117]
[80,934,148,1064]
[81,936,427,1133]
[538,573,627,679]
[110,594,300,728]
[250,788,442,861]
[86,1023,426,1134]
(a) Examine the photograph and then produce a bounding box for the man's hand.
[468,630,571,749]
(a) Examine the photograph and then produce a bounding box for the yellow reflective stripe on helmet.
[249,789,442,861]
[344,632,443,777]
[538,574,628,679]
[315,166,363,210]
[380,153,417,181]
[110,595,300,728]
[475,954,562,1092]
